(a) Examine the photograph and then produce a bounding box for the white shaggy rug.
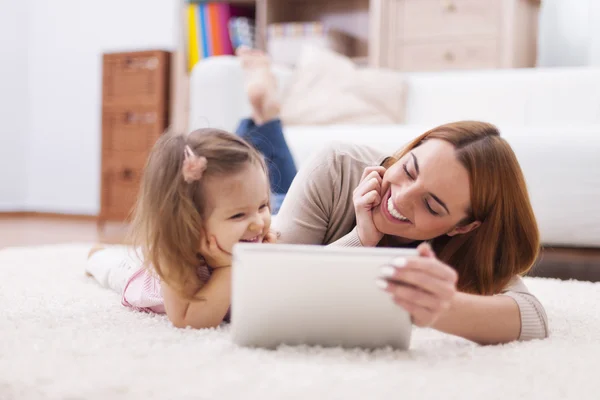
[1,244,599,400]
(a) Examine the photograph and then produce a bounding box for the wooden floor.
[1,215,599,282]
[0,214,128,249]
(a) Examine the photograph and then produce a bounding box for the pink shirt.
[122,263,231,322]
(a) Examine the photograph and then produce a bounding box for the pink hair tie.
[182,145,208,183]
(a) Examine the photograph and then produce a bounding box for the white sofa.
[189,56,600,248]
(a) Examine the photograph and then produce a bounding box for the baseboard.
[0,203,23,212]
[0,211,98,221]
[530,247,600,283]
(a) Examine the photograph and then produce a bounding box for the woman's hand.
[353,166,386,246]
[199,233,232,268]
[378,243,458,327]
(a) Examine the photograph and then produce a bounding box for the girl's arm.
[161,267,231,329]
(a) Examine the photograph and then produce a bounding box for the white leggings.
[86,245,143,295]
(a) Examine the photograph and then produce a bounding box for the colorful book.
[199,3,211,58]
[208,3,223,55]
[218,3,234,55]
[187,4,200,71]
[186,1,255,70]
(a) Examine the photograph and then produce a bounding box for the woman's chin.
[373,208,405,237]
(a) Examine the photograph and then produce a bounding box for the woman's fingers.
[355,173,382,195]
[378,255,458,327]
[417,242,436,258]
[381,278,454,327]
[360,166,386,182]
[389,283,441,310]
[383,266,456,298]
[389,256,458,284]
[392,298,437,327]
[356,190,382,209]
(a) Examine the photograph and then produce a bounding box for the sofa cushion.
[403,68,600,126]
[280,46,407,125]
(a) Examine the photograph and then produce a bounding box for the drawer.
[103,152,148,183]
[400,0,502,40]
[102,107,165,152]
[100,175,140,220]
[398,38,499,71]
[100,152,147,221]
[102,51,170,108]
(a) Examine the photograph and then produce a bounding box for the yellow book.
[187,4,200,72]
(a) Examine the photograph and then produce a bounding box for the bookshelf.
[262,0,372,63]
[171,0,375,133]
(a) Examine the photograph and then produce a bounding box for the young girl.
[86,128,275,329]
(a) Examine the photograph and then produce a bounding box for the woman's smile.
[380,189,412,225]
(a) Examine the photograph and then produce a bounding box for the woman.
[236,48,548,345]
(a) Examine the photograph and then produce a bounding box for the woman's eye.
[424,201,440,216]
[230,213,245,220]
[403,164,415,180]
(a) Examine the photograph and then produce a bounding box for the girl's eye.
[259,204,268,210]
[424,201,440,216]
[230,213,245,220]
[403,164,415,180]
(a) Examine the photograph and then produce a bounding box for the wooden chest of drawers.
[372,0,539,71]
[100,50,171,223]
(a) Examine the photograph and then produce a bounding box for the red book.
[207,3,222,55]
[218,3,234,55]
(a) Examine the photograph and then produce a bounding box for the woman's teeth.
[387,197,410,222]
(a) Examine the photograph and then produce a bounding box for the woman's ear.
[447,220,481,237]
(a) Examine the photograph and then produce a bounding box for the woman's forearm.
[433,292,521,345]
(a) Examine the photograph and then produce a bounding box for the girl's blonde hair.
[383,121,540,295]
[129,128,268,298]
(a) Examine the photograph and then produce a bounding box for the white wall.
[0,0,29,210]
[590,1,600,65]
[537,0,600,67]
[25,0,180,214]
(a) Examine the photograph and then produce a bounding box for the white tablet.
[231,243,416,350]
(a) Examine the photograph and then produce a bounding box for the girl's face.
[372,139,480,241]
[202,163,271,253]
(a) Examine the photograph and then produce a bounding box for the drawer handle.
[444,51,455,62]
[442,0,457,12]
[124,112,157,124]
[144,112,157,123]
[123,57,159,70]
[122,168,134,181]
[125,112,138,123]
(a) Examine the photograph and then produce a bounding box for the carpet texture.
[1,244,598,400]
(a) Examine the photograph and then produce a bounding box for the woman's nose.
[393,181,419,210]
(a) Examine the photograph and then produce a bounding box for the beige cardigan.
[272,142,549,341]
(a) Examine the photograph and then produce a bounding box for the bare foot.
[237,46,280,125]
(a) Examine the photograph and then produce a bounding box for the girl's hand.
[262,230,278,244]
[379,243,458,327]
[199,234,232,268]
[353,166,386,246]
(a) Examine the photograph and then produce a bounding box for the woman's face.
[372,139,478,241]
